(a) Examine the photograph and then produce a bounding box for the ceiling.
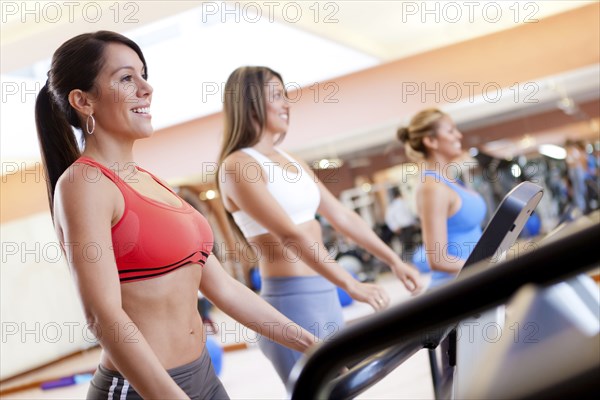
[2,1,587,71]
[269,1,588,61]
[1,1,597,165]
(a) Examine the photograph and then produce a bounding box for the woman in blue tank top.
[397,109,487,289]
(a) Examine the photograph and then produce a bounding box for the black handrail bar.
[322,181,543,398]
[288,221,600,399]
[321,181,543,398]
[326,327,454,399]
[327,336,423,399]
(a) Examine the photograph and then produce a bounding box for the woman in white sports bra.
[218,66,423,384]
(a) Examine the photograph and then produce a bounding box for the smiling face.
[263,76,289,136]
[429,115,463,161]
[89,43,153,140]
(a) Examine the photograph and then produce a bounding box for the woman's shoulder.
[420,172,445,186]
[221,149,255,165]
[220,149,267,184]
[54,161,118,210]
[416,173,451,198]
[56,161,98,190]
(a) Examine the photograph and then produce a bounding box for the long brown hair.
[218,66,285,166]
[35,31,147,214]
[217,66,285,244]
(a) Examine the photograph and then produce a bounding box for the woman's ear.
[423,135,438,151]
[68,89,94,117]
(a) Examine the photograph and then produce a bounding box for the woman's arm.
[314,180,422,293]
[54,166,189,400]
[294,159,422,294]
[220,153,390,310]
[200,255,318,352]
[416,178,464,274]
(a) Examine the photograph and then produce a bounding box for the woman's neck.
[423,154,454,171]
[82,138,135,169]
[253,133,279,156]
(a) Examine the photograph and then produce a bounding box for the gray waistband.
[98,347,208,379]
[261,275,336,296]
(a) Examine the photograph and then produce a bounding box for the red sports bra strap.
[135,165,178,195]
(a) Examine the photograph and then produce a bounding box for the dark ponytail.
[35,83,80,212]
[35,31,147,214]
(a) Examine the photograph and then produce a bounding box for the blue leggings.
[258,275,345,384]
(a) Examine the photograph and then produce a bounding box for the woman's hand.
[391,261,423,295]
[345,280,390,311]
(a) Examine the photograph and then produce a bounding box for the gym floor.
[1,273,434,399]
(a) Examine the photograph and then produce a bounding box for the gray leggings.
[258,275,345,384]
[86,347,229,400]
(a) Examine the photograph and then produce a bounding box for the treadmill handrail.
[326,326,455,399]
[290,181,543,399]
[288,222,600,399]
[323,182,544,399]
[327,336,424,399]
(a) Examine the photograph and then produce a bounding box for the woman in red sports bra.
[35,31,317,400]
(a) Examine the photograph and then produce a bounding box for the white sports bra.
[231,147,321,238]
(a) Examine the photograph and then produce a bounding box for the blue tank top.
[413,171,487,288]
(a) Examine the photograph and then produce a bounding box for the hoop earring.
[86,114,95,135]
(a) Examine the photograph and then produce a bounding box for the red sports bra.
[75,157,213,283]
